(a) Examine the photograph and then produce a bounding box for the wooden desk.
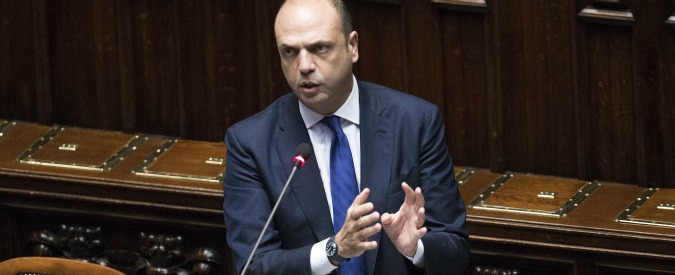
[2,120,675,274]
[457,168,675,274]
[0,120,231,274]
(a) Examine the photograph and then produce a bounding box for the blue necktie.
[321,115,366,275]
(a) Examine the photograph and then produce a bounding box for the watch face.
[326,241,337,257]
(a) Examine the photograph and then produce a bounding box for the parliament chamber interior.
[1,0,675,274]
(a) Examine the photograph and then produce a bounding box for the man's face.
[274,1,359,115]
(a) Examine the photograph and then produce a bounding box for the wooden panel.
[520,0,550,174]
[403,0,444,106]
[178,0,208,140]
[631,2,675,188]
[351,1,405,92]
[533,0,577,177]
[439,10,491,168]
[585,25,636,184]
[128,0,183,136]
[93,0,123,130]
[180,1,259,141]
[497,0,578,177]
[48,0,99,128]
[497,0,526,174]
[0,1,38,121]
[665,12,675,188]
[255,0,287,110]
[0,0,674,188]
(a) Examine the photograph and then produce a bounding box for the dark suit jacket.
[222,81,469,274]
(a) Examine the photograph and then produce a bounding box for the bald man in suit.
[222,1,469,274]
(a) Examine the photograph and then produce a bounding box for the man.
[222,0,469,274]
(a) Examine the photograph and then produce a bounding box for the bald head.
[277,0,352,43]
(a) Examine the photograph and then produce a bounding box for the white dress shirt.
[300,76,424,274]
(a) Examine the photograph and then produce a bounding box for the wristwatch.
[325,236,348,264]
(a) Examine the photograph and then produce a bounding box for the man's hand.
[381,182,427,257]
[334,188,382,259]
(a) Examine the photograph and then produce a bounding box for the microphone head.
[293,143,313,167]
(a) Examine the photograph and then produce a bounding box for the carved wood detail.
[430,0,487,12]
[358,0,401,4]
[25,224,222,275]
[578,0,634,26]
[667,13,675,30]
[473,265,520,275]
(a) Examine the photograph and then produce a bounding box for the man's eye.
[282,48,297,56]
[315,45,329,53]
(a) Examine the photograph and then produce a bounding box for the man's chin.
[296,94,333,114]
[295,89,322,102]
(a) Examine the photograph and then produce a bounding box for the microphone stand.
[240,162,302,275]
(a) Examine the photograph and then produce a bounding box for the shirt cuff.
[311,238,338,275]
[403,239,425,267]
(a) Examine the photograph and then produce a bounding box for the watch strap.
[327,236,348,263]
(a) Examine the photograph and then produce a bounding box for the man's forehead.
[275,28,341,48]
[274,2,342,44]
[275,0,338,28]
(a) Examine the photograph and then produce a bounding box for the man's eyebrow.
[310,40,335,45]
[278,40,335,48]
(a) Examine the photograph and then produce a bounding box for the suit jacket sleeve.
[222,125,313,274]
[418,105,470,274]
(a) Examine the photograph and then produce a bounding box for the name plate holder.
[132,139,227,183]
[618,188,675,228]
[470,173,600,217]
[16,125,146,171]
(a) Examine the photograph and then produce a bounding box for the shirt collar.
[299,75,360,129]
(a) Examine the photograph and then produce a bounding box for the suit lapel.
[358,82,393,275]
[275,96,334,242]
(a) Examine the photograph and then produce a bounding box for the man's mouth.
[299,82,320,93]
[300,82,319,89]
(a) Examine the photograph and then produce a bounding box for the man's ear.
[348,31,359,63]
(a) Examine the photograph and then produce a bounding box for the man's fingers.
[353,223,381,251]
[414,187,425,209]
[416,207,425,229]
[337,189,380,256]
[340,219,381,255]
[357,240,379,251]
[344,203,380,234]
[352,188,371,207]
[401,182,415,204]
[354,211,380,229]
[357,222,382,240]
[346,188,372,221]
[348,202,374,220]
[416,226,428,238]
[380,212,392,225]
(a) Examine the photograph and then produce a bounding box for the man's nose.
[298,51,315,74]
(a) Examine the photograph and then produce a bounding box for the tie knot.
[321,115,343,135]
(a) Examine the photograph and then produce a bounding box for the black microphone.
[240,143,313,275]
[292,143,312,168]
